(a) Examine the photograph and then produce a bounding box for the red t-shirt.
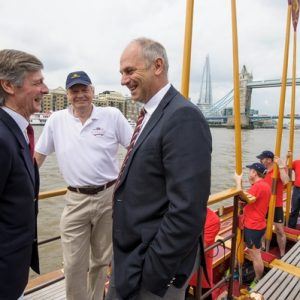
[244,179,271,230]
[263,168,284,207]
[189,208,220,288]
[204,208,221,245]
[292,160,300,187]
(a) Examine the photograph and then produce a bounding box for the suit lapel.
[117,86,178,189]
[0,109,35,185]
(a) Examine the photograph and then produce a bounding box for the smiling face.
[120,43,157,103]
[260,157,273,169]
[4,70,48,119]
[67,84,94,112]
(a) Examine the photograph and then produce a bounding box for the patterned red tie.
[115,108,146,189]
[26,124,35,160]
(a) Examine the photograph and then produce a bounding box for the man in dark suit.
[0,49,48,300]
[106,38,212,300]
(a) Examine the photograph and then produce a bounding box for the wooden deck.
[252,240,300,300]
[24,279,66,299]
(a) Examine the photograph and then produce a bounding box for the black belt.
[67,180,116,195]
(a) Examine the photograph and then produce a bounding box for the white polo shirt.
[35,105,133,187]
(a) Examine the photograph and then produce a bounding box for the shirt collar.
[1,106,29,132]
[144,83,171,115]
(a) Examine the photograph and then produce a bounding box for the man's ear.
[154,58,164,75]
[0,80,15,96]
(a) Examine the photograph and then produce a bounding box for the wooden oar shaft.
[274,5,292,158]
[266,4,292,249]
[288,31,297,155]
[230,0,244,272]
[181,0,194,99]
[286,30,297,225]
[231,0,242,176]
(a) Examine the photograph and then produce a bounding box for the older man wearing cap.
[35,71,133,300]
[257,150,289,257]
[235,162,271,289]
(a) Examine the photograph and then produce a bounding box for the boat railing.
[38,186,243,205]
[37,188,67,246]
[37,186,243,245]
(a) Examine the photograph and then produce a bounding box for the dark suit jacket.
[113,86,212,299]
[0,108,39,300]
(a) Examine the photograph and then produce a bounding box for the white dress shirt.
[139,83,171,136]
[1,107,30,143]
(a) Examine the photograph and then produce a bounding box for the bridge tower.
[197,55,212,115]
[227,65,253,128]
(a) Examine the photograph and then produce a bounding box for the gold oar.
[266,2,292,252]
[286,0,299,226]
[230,0,244,287]
[181,0,194,99]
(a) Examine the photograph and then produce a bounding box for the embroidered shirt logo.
[91,127,105,136]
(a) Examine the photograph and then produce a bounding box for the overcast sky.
[0,0,299,115]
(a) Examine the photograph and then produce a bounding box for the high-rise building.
[124,96,142,122]
[42,87,68,112]
[42,93,54,112]
[42,88,141,123]
[197,55,213,115]
[94,91,125,114]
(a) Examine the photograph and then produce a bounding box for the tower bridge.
[247,78,300,88]
[205,114,300,123]
[197,58,300,128]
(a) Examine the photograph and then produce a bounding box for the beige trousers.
[60,186,113,300]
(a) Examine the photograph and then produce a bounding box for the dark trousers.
[106,250,199,300]
[288,186,300,228]
[0,245,32,300]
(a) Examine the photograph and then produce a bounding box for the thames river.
[33,126,300,278]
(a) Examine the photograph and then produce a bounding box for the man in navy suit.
[0,49,48,300]
[106,38,212,300]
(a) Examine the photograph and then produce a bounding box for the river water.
[33,126,300,278]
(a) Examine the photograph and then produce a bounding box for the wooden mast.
[181,0,194,99]
[265,2,292,251]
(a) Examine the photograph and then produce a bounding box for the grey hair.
[131,37,169,73]
[0,49,43,105]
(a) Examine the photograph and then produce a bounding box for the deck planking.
[253,240,300,299]
[24,279,65,300]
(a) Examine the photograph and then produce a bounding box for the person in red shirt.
[288,156,300,228]
[257,150,289,257]
[189,208,220,299]
[235,163,271,285]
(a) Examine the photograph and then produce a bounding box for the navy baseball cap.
[66,71,92,89]
[256,150,274,160]
[246,163,267,175]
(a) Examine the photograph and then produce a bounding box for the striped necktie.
[115,108,146,189]
[26,124,35,161]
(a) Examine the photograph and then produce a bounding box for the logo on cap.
[66,71,92,89]
[71,73,81,79]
